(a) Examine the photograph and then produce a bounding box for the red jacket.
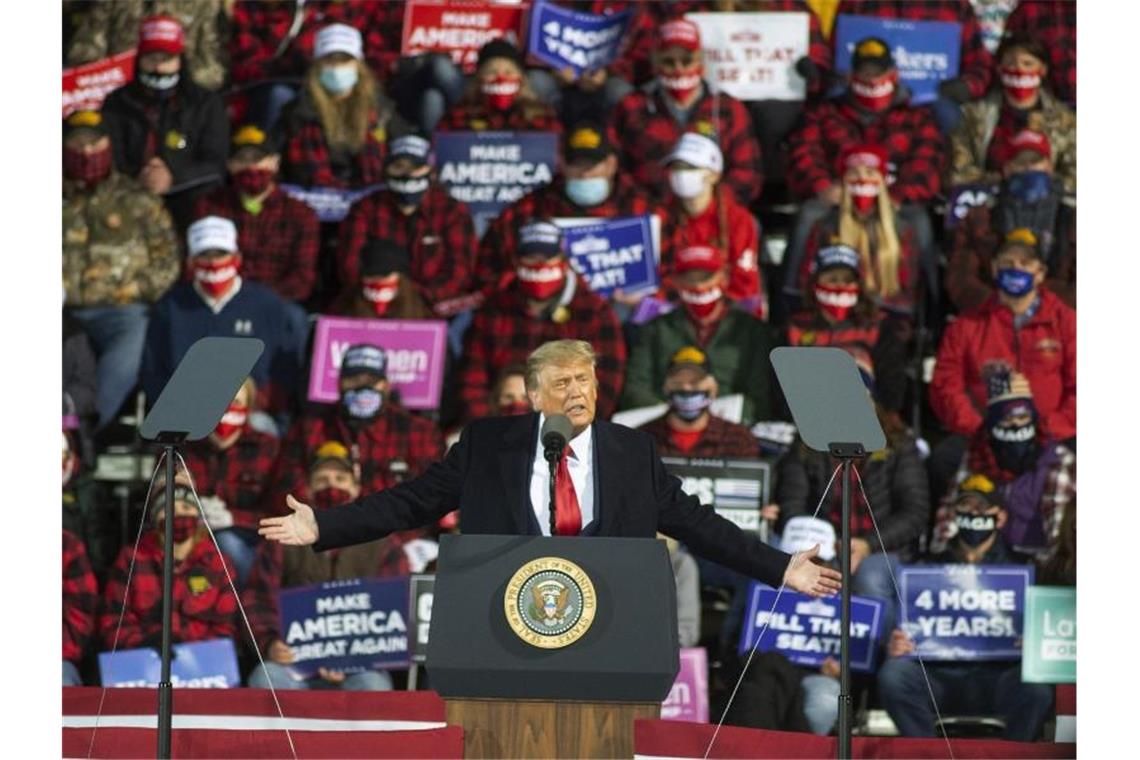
[662,190,762,309]
[930,289,1076,440]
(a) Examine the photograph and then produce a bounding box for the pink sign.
[62,50,137,117]
[661,647,709,723]
[307,317,448,409]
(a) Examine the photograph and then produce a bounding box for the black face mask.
[990,420,1040,474]
[386,174,430,208]
[954,511,997,547]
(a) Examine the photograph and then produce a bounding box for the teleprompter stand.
[771,347,886,760]
[139,337,263,759]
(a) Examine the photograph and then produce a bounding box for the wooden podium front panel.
[445,699,660,759]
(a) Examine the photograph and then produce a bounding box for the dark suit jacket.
[314,413,792,588]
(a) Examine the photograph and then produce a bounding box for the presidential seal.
[504,557,597,649]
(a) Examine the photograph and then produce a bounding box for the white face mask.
[669,169,707,200]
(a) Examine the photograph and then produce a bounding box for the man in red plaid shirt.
[194,124,320,304]
[100,476,237,652]
[610,18,763,206]
[474,120,662,292]
[264,343,445,515]
[459,220,627,421]
[1003,0,1075,106]
[337,133,477,311]
[245,441,406,690]
[63,530,99,686]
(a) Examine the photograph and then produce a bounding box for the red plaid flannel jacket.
[63,530,99,663]
[281,98,392,189]
[639,413,759,459]
[182,427,282,532]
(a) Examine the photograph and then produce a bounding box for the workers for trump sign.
[527,1,632,75]
[99,638,240,688]
[685,13,810,101]
[402,0,528,73]
[833,15,962,105]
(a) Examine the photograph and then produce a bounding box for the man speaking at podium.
[261,340,839,596]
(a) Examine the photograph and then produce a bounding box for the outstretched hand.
[782,544,842,598]
[258,494,319,546]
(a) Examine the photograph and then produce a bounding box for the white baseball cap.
[187,216,238,257]
[780,516,837,561]
[314,23,364,61]
[664,132,724,174]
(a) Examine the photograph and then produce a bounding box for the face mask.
[679,284,723,321]
[516,261,566,301]
[342,387,383,421]
[669,390,712,421]
[233,167,274,198]
[658,68,703,102]
[1004,170,1053,204]
[139,70,180,95]
[500,400,532,416]
[991,427,1040,474]
[362,274,400,317]
[386,174,430,207]
[565,176,610,207]
[814,282,860,321]
[669,169,707,200]
[192,258,240,298]
[310,486,354,510]
[954,511,997,547]
[995,267,1036,297]
[159,515,198,544]
[850,72,896,111]
[319,64,358,95]
[63,146,112,186]
[846,179,880,215]
[212,403,248,441]
[1000,67,1041,102]
[481,74,522,111]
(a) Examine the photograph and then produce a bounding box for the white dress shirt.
[530,414,595,535]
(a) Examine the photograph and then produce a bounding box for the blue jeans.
[69,303,149,428]
[245,82,300,132]
[877,659,1053,741]
[853,552,902,640]
[801,673,840,735]
[929,96,964,134]
[214,528,259,588]
[392,54,466,133]
[248,661,394,691]
[63,660,83,686]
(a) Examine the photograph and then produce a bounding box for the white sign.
[685,12,810,101]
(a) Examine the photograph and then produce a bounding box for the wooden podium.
[427,535,680,760]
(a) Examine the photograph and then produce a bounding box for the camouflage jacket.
[948,89,1076,197]
[63,172,181,307]
[66,0,227,91]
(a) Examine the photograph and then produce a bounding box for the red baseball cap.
[674,245,725,275]
[996,128,1052,165]
[836,143,888,176]
[659,19,701,51]
[138,14,185,56]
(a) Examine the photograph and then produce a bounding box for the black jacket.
[314,413,793,588]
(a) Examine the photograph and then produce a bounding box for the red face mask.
[311,486,354,510]
[192,256,240,298]
[657,66,703,102]
[64,146,112,186]
[499,400,531,416]
[362,274,400,317]
[482,75,522,111]
[516,261,566,301]
[159,515,199,544]
[212,402,248,441]
[679,283,723,321]
[846,179,881,215]
[850,72,896,111]
[814,282,861,322]
[233,167,274,197]
[1000,67,1042,102]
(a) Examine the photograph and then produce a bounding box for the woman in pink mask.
[330,237,434,320]
[798,143,920,318]
[438,39,562,134]
[948,33,1076,197]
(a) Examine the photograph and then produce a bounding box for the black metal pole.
[548,455,558,536]
[157,444,176,759]
[837,457,852,760]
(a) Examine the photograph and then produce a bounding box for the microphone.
[541,414,573,462]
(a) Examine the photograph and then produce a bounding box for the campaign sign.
[99,638,240,688]
[555,215,659,297]
[278,183,385,223]
[402,0,528,74]
[900,564,1034,661]
[944,183,996,231]
[739,584,883,672]
[1021,586,1076,683]
[408,574,435,664]
[685,13,810,101]
[661,647,709,723]
[833,15,962,105]
[434,131,558,237]
[62,49,137,117]
[278,577,411,679]
[661,457,769,532]
[527,1,632,75]
[307,317,448,408]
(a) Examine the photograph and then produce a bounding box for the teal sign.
[1021,586,1076,683]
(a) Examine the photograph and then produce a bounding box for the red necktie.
[554,447,582,536]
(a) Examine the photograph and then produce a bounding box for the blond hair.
[837,184,902,299]
[303,59,381,154]
[525,340,596,392]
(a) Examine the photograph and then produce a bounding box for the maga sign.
[308,317,448,408]
[661,456,769,532]
[685,12,810,101]
[528,1,632,75]
[900,564,1033,661]
[402,0,528,74]
[555,215,660,297]
[661,647,709,723]
[99,638,240,688]
[834,15,962,105]
[62,50,137,117]
[278,577,411,679]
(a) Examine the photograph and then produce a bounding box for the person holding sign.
[438,39,562,134]
[458,220,627,421]
[245,441,403,692]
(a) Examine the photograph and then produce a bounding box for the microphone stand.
[545,447,559,536]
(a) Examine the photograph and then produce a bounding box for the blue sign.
[739,584,883,672]
[833,15,962,105]
[944,182,996,231]
[278,183,385,222]
[98,638,240,688]
[558,215,659,297]
[527,1,633,75]
[277,576,411,679]
[434,131,558,238]
[900,564,1034,661]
